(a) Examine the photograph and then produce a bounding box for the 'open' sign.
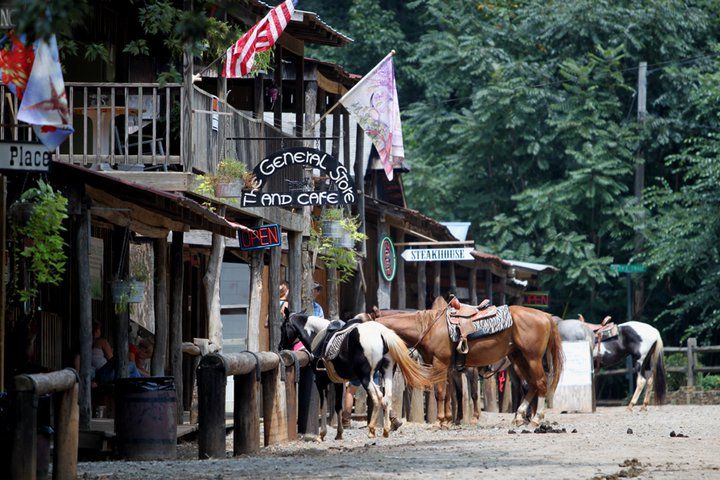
[239,224,281,251]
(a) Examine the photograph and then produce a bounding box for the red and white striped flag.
[223,0,297,78]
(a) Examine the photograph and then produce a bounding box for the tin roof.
[505,260,560,274]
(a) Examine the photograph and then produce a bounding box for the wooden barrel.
[115,377,177,460]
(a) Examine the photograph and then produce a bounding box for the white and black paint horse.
[279,311,438,439]
[557,316,666,410]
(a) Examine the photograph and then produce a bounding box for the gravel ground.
[78,405,720,480]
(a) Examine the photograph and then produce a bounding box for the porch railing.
[193,87,305,191]
[0,82,183,167]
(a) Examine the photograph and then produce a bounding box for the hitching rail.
[11,368,79,480]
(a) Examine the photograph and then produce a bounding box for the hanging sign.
[240,147,356,208]
[378,236,396,282]
[0,142,52,172]
[401,248,473,262]
[238,224,282,251]
[522,291,549,309]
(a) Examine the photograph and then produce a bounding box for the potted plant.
[311,212,367,283]
[211,159,258,198]
[321,208,345,242]
[10,180,68,304]
[129,261,150,302]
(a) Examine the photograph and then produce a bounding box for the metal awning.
[505,260,560,274]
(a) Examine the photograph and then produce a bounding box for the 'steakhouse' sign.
[240,147,356,208]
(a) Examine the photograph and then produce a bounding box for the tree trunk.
[203,206,226,348]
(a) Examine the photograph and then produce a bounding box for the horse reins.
[408,305,448,357]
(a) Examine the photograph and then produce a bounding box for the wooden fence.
[11,368,79,480]
[596,338,720,388]
[196,349,310,459]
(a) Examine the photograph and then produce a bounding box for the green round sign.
[378,236,397,282]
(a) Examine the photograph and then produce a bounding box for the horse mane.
[431,295,447,310]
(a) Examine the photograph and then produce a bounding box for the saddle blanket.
[448,305,513,342]
[311,323,358,361]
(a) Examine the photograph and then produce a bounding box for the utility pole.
[633,61,647,322]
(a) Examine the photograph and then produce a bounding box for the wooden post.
[433,262,441,299]
[197,358,226,459]
[203,206,226,348]
[426,387,438,423]
[297,365,318,435]
[181,19,193,171]
[397,232,406,309]
[282,354,299,440]
[327,267,339,319]
[170,231,184,423]
[408,387,424,423]
[331,96,341,158]
[687,337,696,388]
[377,218,391,309]
[76,202,92,430]
[294,54,305,136]
[152,237,168,376]
[288,231,303,312]
[262,366,288,446]
[112,227,130,379]
[499,274,507,305]
[268,246,281,351]
[234,373,260,455]
[247,241,264,351]
[354,122,366,256]
[11,390,37,480]
[483,376,499,413]
[0,175,5,393]
[342,109,351,171]
[273,46,283,129]
[469,266,478,305]
[417,262,426,309]
[301,240,314,314]
[485,269,494,305]
[449,262,457,296]
[53,382,79,480]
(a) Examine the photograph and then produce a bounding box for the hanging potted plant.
[129,261,149,302]
[211,159,258,198]
[311,213,367,283]
[10,180,68,305]
[321,208,345,242]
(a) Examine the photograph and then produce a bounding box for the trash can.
[114,377,178,460]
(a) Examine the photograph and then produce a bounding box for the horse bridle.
[408,305,449,357]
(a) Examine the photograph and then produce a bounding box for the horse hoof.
[368,428,376,439]
[530,419,541,429]
[319,432,326,442]
[513,417,525,427]
[335,433,343,441]
[383,429,390,438]
[640,405,648,412]
[626,405,634,413]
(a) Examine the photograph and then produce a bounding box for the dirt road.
[78,405,720,479]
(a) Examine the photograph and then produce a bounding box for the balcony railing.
[193,86,304,191]
[0,82,183,167]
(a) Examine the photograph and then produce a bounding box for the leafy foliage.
[14,181,69,303]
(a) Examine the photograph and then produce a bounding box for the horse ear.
[578,314,586,323]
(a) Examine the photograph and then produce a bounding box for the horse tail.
[381,327,444,389]
[546,315,565,395]
[653,336,667,405]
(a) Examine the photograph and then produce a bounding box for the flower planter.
[333,231,355,249]
[111,280,146,304]
[321,220,343,240]
[215,181,243,198]
[9,202,34,226]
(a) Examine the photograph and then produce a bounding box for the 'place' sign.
[0,142,52,172]
[238,224,282,251]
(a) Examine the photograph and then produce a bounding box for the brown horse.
[374,296,564,427]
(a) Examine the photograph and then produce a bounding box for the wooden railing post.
[11,390,37,480]
[53,382,79,480]
[197,356,227,459]
[234,372,260,455]
[686,337,697,388]
[262,365,288,446]
[281,351,300,440]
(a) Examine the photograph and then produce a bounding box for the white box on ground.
[553,340,594,413]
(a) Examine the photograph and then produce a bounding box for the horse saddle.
[582,315,618,340]
[448,297,497,352]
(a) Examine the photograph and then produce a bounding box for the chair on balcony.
[113,115,165,157]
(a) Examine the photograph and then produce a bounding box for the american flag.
[223,0,297,78]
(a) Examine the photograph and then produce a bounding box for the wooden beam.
[273,46,283,129]
[417,261,426,309]
[278,34,304,57]
[182,23,194,171]
[247,235,264,351]
[76,199,92,430]
[268,246,281,352]
[99,172,194,191]
[111,227,130,380]
[294,54,305,136]
[234,373,260,455]
[376,219,391,309]
[87,186,188,233]
[288,231,302,312]
[397,231,406,309]
[449,262,457,296]
[316,71,347,95]
[152,237,168,376]
[53,381,79,479]
[170,231,184,424]
[354,122,366,256]
[394,240,474,247]
[327,267,339,319]
[469,267,478,305]
[433,262,441,299]
[485,269,494,305]
[90,207,170,238]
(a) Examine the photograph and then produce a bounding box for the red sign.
[522,291,549,309]
[239,224,281,251]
